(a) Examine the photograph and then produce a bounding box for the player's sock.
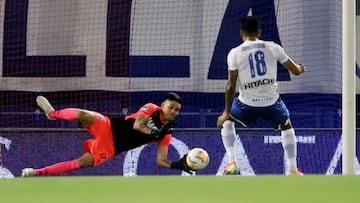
[221,120,237,163]
[35,159,80,175]
[49,108,79,121]
[281,128,298,171]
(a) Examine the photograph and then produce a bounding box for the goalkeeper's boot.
[223,161,239,175]
[289,169,304,176]
[36,96,56,120]
[21,168,36,177]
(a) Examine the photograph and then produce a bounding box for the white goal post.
[342,0,356,175]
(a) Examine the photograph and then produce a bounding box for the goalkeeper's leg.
[22,159,81,177]
[33,159,81,176]
[36,95,95,127]
[221,120,238,175]
[22,153,94,177]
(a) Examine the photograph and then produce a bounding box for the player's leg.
[220,98,253,175]
[35,153,94,175]
[36,95,95,127]
[280,121,303,175]
[22,117,114,178]
[280,121,298,170]
[221,120,238,175]
[21,153,93,177]
[270,98,303,175]
[83,113,115,166]
[23,98,110,177]
[22,160,80,177]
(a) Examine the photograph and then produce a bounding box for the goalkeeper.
[22,92,193,177]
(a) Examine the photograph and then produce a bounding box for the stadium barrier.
[1,129,359,177]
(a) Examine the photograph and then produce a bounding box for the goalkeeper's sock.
[221,120,236,163]
[35,159,80,176]
[281,128,298,171]
[49,108,79,121]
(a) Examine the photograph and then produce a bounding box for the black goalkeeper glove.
[170,154,195,175]
[150,120,175,138]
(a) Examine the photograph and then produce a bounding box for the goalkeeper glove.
[170,154,195,175]
[150,120,175,138]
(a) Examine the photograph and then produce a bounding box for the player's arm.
[217,69,238,128]
[156,139,194,174]
[133,114,174,137]
[133,114,152,134]
[224,70,238,114]
[156,144,172,168]
[282,58,306,75]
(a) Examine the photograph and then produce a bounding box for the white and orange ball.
[186,148,210,171]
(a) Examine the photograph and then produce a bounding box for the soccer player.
[22,92,193,177]
[216,16,306,176]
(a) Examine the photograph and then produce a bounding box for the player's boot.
[223,161,239,175]
[36,96,56,120]
[21,168,36,177]
[289,169,304,176]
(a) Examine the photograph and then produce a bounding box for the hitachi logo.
[244,78,274,89]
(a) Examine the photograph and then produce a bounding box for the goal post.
[342,0,356,175]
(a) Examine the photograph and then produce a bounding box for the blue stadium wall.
[1,129,359,177]
[0,91,343,129]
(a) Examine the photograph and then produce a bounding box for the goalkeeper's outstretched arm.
[156,145,194,174]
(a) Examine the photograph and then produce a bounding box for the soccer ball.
[186,148,210,171]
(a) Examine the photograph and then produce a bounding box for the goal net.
[0,0,354,176]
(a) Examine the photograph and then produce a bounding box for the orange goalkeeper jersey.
[110,103,172,154]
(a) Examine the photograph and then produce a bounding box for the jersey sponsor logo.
[146,118,157,130]
[244,78,274,89]
[252,97,274,103]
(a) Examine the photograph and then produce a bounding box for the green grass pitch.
[0,175,359,203]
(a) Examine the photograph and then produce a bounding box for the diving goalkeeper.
[22,92,193,177]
